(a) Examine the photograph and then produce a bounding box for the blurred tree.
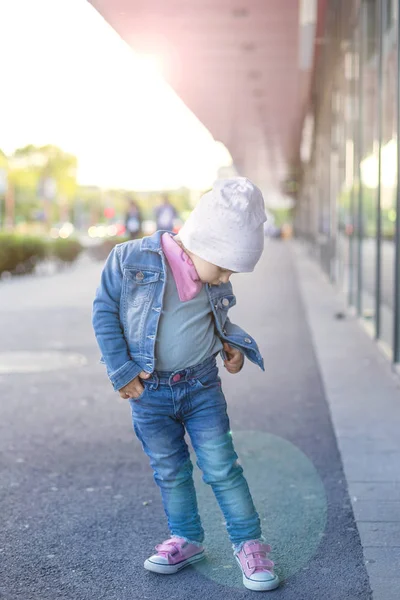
[77,185,103,226]
[8,145,78,225]
[1,143,195,233]
[0,149,8,226]
[166,187,191,215]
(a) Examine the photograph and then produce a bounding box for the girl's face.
[175,236,234,285]
[190,254,234,286]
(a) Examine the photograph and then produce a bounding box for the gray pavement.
[0,243,371,599]
[295,241,400,600]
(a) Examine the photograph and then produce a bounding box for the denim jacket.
[92,231,265,391]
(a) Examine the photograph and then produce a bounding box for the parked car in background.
[87,222,126,239]
[50,222,75,239]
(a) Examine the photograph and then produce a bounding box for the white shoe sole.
[144,550,206,574]
[234,555,280,591]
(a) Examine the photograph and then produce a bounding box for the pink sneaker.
[144,536,206,574]
[234,540,280,591]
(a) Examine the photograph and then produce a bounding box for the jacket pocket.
[123,268,161,307]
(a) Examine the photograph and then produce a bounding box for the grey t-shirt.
[155,262,223,372]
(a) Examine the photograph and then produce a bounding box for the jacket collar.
[140,230,173,253]
[140,230,232,298]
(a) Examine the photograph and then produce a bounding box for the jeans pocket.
[195,366,221,389]
[129,381,148,402]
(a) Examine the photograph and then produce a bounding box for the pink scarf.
[161,233,203,302]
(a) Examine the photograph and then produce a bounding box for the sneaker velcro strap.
[155,542,181,554]
[247,558,274,570]
[243,542,271,556]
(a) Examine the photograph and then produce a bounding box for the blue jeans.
[129,354,262,549]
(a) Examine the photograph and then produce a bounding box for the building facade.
[296,0,400,363]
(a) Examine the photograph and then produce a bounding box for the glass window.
[337,50,357,298]
[366,0,378,58]
[359,0,379,328]
[379,0,398,354]
[384,0,393,31]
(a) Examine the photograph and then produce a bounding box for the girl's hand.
[119,371,151,399]
[223,343,244,374]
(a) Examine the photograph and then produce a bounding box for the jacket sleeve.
[220,317,265,371]
[92,244,143,391]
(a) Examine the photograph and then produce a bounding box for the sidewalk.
[294,241,400,600]
[1,240,393,599]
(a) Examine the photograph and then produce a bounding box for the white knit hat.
[179,177,267,273]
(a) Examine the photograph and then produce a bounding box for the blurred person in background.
[154,193,178,232]
[263,210,281,238]
[125,197,142,240]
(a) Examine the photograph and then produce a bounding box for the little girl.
[92,177,280,592]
